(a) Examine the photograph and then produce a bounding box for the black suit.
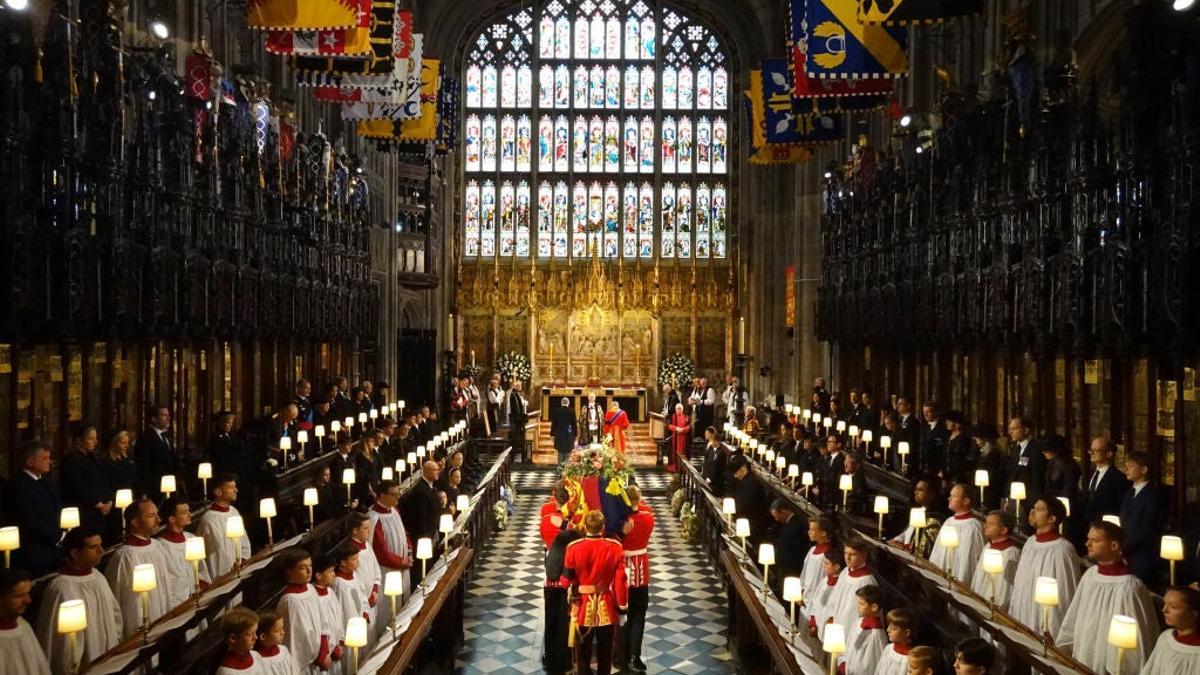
[550,405,576,461]
[661,391,681,418]
[330,452,357,505]
[1007,439,1047,502]
[730,473,769,543]
[209,432,243,480]
[920,421,948,475]
[9,472,62,574]
[772,513,811,583]
[1120,483,1167,585]
[1082,466,1130,525]
[701,442,727,495]
[820,452,847,508]
[59,450,113,532]
[403,478,442,543]
[509,390,529,449]
[895,414,922,472]
[135,427,183,503]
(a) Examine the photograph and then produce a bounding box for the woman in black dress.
[98,428,138,544]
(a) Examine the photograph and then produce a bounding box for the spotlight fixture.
[899,114,912,128]
[915,146,924,154]
[1175,0,1195,10]
[148,90,157,101]
[4,0,30,10]
[149,17,170,39]
[823,171,832,179]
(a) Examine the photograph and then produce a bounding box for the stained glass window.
[463,1,730,260]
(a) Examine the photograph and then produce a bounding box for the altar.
[539,385,648,423]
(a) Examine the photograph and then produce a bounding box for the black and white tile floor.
[456,467,735,674]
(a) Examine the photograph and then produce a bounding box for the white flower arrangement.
[495,351,532,386]
[657,352,695,389]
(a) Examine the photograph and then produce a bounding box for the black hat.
[969,424,998,441]
[943,410,966,425]
[375,381,390,389]
[729,454,749,472]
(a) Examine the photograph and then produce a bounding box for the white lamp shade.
[57,599,87,634]
[750,439,759,451]
[1009,481,1026,500]
[342,468,356,485]
[1057,496,1071,517]
[939,525,960,549]
[344,416,354,428]
[758,543,776,566]
[395,460,405,473]
[782,576,803,602]
[358,412,368,424]
[765,449,775,463]
[839,474,853,491]
[1034,576,1059,607]
[114,489,133,509]
[785,404,794,414]
[159,475,177,494]
[303,488,319,506]
[861,430,873,443]
[381,467,394,481]
[399,400,405,409]
[184,536,206,561]
[440,513,454,534]
[297,430,309,444]
[897,441,910,455]
[873,495,889,515]
[981,548,1004,575]
[1102,514,1121,527]
[775,456,786,470]
[1107,614,1138,650]
[331,421,342,433]
[259,498,277,519]
[735,518,751,538]
[457,495,470,512]
[802,409,811,420]
[788,464,799,478]
[1162,535,1185,561]
[0,526,19,552]
[848,425,859,437]
[344,617,368,648]
[224,515,245,540]
[60,507,81,530]
[801,472,814,487]
[279,436,292,451]
[824,418,833,429]
[407,452,417,465]
[370,409,378,419]
[383,570,403,597]
[417,446,426,458]
[908,507,927,530]
[974,469,989,487]
[812,413,821,423]
[879,436,891,449]
[415,537,433,560]
[314,425,326,438]
[197,462,213,480]
[722,498,736,515]
[822,623,847,654]
[131,563,157,592]
[440,432,449,443]
[836,421,847,432]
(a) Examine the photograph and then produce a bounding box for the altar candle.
[738,317,745,353]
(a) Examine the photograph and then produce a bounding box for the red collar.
[283,583,308,595]
[826,574,839,586]
[1096,561,1132,576]
[336,571,355,581]
[371,504,392,514]
[159,530,186,543]
[256,645,281,658]
[220,653,255,670]
[893,643,911,655]
[0,618,17,630]
[210,503,231,513]
[125,535,151,547]
[1034,530,1061,543]
[58,565,92,577]
[351,538,367,551]
[314,586,329,597]
[848,566,872,578]
[952,512,974,521]
[989,538,1015,551]
[812,543,830,555]
[861,616,883,630]
[1174,631,1200,646]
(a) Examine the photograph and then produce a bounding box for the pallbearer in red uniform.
[541,483,580,675]
[564,510,625,675]
[615,486,655,673]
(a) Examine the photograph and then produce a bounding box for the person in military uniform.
[616,485,655,673]
[564,510,624,675]
[540,482,579,675]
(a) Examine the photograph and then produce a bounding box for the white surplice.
[104,536,175,637]
[215,651,267,675]
[1142,630,1200,675]
[367,505,411,635]
[196,504,253,581]
[800,544,831,609]
[1007,533,1081,638]
[871,644,910,675]
[35,568,122,674]
[0,617,51,675]
[927,514,985,583]
[968,539,1020,610]
[277,584,328,675]
[256,645,301,675]
[156,531,212,609]
[820,567,877,640]
[839,619,888,675]
[1056,565,1159,673]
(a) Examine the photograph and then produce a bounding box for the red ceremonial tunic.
[603,409,630,454]
[666,413,691,472]
[615,503,655,609]
[564,534,624,627]
[539,499,564,549]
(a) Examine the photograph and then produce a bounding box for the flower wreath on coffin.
[558,437,634,536]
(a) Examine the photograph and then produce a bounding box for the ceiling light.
[1175,0,1195,10]
[149,17,170,40]
[899,114,912,128]
[4,0,30,10]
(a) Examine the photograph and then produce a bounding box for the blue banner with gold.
[857,0,984,25]
[794,0,908,79]
[756,59,844,147]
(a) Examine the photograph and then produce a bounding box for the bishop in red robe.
[665,403,691,472]
[603,402,630,454]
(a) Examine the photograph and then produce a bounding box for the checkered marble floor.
[456,468,734,674]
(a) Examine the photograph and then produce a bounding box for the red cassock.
[563,534,625,627]
[615,502,655,609]
[603,409,630,454]
[666,413,691,472]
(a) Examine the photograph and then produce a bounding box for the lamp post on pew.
[1162,535,1184,585]
[198,463,212,501]
[879,435,891,468]
[783,576,803,642]
[722,498,735,527]
[801,472,813,500]
[974,469,989,504]
[908,507,927,557]
[981,548,1003,609]
[1009,482,1026,522]
[758,543,774,599]
[315,424,326,452]
[0,526,17,568]
[873,496,889,537]
[304,488,319,531]
[735,518,750,555]
[1034,576,1058,648]
[822,623,846,675]
[343,469,356,506]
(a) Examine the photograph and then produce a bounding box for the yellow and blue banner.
[246,0,359,31]
[857,0,984,25]
[793,0,908,79]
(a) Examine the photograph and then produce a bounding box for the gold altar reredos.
[456,255,735,385]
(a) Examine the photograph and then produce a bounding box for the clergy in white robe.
[806,548,844,634]
[255,611,302,675]
[367,483,412,635]
[104,500,175,637]
[820,541,877,640]
[35,529,122,675]
[1056,522,1159,673]
[968,511,1020,610]
[347,515,383,627]
[275,551,332,675]
[801,516,838,602]
[1142,587,1200,675]
[871,608,915,675]
[157,497,212,609]
[926,486,985,583]
[1008,499,1080,638]
[838,585,887,675]
[196,477,253,581]
[0,569,51,675]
